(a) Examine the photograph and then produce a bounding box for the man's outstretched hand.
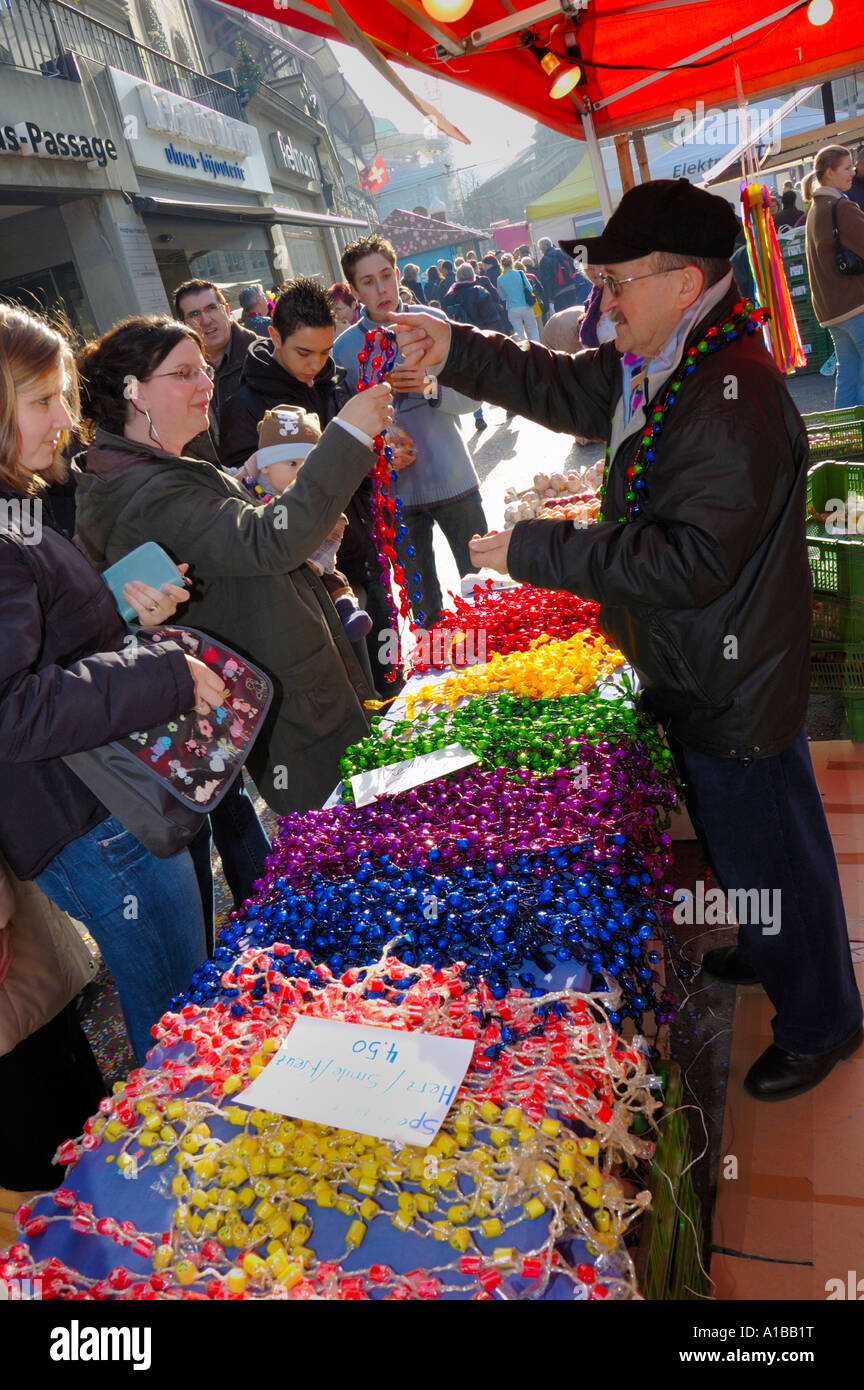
[469,529,512,575]
[388,310,451,370]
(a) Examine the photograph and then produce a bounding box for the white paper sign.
[350,743,479,808]
[236,1016,474,1148]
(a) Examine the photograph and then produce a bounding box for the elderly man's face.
[598,256,704,358]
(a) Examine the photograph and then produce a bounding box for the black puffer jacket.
[439,282,811,760]
[220,341,377,587]
[0,482,194,878]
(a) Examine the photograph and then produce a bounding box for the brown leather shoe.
[744,1027,863,1102]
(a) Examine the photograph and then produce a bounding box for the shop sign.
[270,131,319,184]
[108,68,272,196]
[137,83,255,159]
[0,120,118,167]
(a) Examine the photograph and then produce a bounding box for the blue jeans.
[829,312,864,409]
[668,730,862,1054]
[398,490,488,625]
[36,815,207,1064]
[188,775,270,953]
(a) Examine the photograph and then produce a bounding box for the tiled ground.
[710,740,864,1300]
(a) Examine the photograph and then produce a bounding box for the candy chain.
[356,326,413,681]
[7,949,659,1301]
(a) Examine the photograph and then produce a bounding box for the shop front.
[0,63,140,338]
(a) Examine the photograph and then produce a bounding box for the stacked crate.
[805,414,864,739]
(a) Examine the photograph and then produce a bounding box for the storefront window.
[0,262,96,345]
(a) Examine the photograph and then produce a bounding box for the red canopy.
[228,0,861,138]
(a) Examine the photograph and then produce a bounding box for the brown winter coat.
[805,187,864,326]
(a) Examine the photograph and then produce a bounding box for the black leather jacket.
[439,283,811,759]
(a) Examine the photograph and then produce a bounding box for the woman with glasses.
[73,315,394,839]
[0,303,220,1079]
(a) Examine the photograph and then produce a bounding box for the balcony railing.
[0,0,244,120]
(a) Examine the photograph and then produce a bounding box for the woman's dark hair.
[425,265,441,283]
[272,276,335,340]
[77,316,202,442]
[440,260,454,274]
[482,253,501,270]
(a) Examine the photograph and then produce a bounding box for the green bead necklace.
[597,299,768,524]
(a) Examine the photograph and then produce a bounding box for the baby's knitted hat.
[256,406,321,468]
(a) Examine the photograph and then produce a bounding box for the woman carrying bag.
[72,316,392,819]
[0,304,220,1064]
[496,253,541,342]
[804,144,864,408]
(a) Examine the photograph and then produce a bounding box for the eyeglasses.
[182,303,225,321]
[147,364,214,384]
[596,268,679,298]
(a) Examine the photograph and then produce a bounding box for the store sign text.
[270,130,318,184]
[137,84,254,159]
[0,121,117,166]
[164,142,245,182]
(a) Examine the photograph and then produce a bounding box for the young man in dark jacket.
[174,279,261,468]
[220,277,389,692]
[392,178,863,1104]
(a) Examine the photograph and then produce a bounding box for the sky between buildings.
[331,41,538,180]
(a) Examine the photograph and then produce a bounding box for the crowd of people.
[2,144,864,1190]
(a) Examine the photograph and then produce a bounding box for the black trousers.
[0,1002,106,1191]
[668,728,862,1054]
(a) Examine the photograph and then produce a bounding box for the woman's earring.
[144,408,162,446]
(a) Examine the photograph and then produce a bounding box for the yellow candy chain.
[404,632,624,718]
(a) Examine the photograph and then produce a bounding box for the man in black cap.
[391,178,863,1103]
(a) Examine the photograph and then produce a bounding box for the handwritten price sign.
[236,1017,474,1147]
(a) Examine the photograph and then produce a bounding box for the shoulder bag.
[63,628,273,858]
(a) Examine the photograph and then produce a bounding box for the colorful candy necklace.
[597,298,769,523]
[356,327,417,681]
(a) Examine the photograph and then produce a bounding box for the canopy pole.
[632,133,650,183]
[582,111,614,220]
[614,134,636,193]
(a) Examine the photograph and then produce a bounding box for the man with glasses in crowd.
[174,279,262,467]
[391,178,863,1103]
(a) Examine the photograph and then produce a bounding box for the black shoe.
[744,1027,863,1102]
[700,945,760,985]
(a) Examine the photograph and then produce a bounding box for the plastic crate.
[807,533,864,597]
[632,1063,710,1301]
[810,643,864,695]
[804,406,864,461]
[812,593,864,643]
[807,460,864,517]
[847,699,864,742]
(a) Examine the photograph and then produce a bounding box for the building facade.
[0,0,373,334]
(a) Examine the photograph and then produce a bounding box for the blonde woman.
[0,303,222,1063]
[804,144,864,407]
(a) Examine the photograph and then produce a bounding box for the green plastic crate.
[846,699,864,741]
[812,593,864,643]
[633,1063,710,1301]
[810,643,864,695]
[804,406,864,460]
[807,533,864,597]
[807,460,864,517]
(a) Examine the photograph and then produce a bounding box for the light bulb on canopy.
[806,0,833,22]
[420,0,474,22]
[541,50,583,99]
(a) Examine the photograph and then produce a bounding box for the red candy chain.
[357,327,412,681]
[407,582,600,676]
[7,951,658,1301]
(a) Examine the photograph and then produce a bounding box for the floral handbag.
[63,628,273,857]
